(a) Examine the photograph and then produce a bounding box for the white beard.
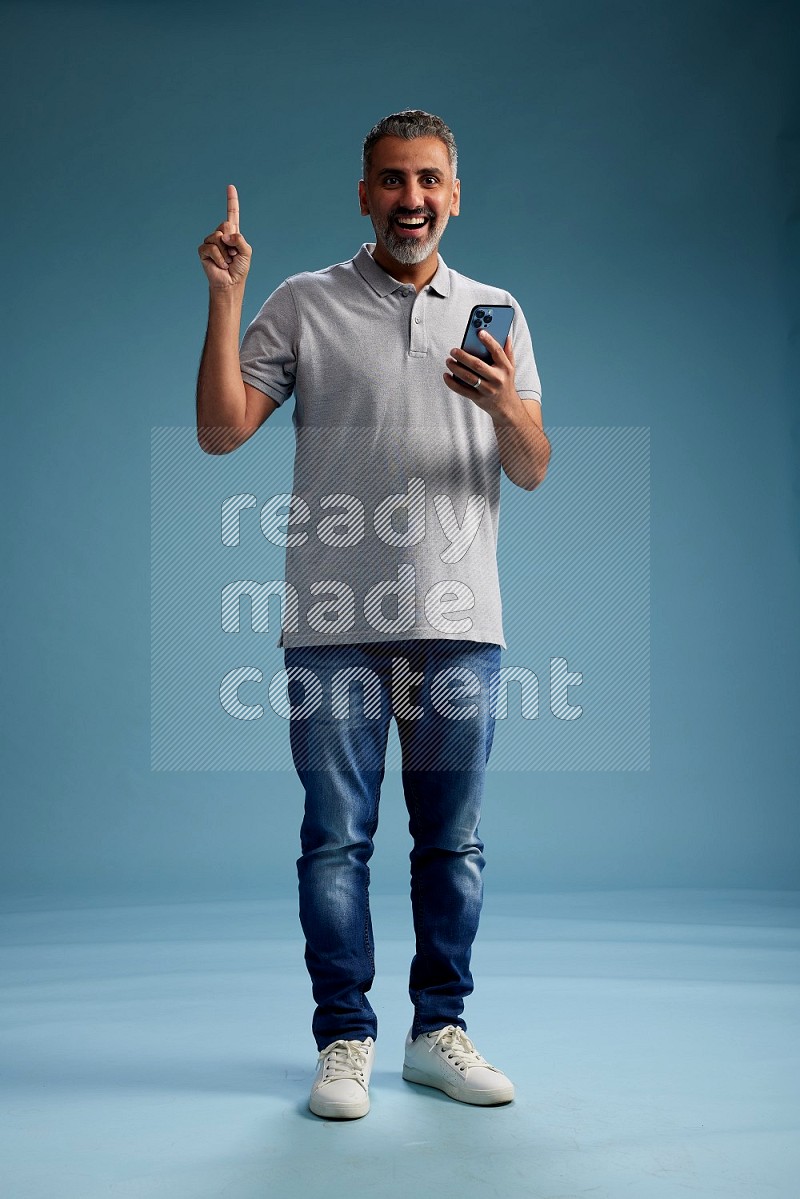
[372,211,451,265]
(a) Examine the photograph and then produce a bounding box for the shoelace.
[424,1025,496,1073]
[317,1038,371,1087]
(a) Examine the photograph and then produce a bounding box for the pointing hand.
[197,184,252,290]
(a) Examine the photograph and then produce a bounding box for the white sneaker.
[308,1036,375,1119]
[402,1025,515,1105]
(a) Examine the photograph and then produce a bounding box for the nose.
[397,182,426,213]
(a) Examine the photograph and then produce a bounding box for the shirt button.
[401,288,410,297]
[414,316,421,323]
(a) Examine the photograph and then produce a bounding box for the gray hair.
[361,109,458,181]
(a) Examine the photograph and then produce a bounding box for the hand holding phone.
[460,304,514,369]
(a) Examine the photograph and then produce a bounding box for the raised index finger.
[227,184,240,232]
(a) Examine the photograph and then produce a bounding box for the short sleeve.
[507,293,542,403]
[238,279,299,405]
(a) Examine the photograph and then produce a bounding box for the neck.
[370,241,439,291]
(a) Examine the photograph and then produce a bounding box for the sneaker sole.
[308,1092,370,1119]
[402,1063,514,1105]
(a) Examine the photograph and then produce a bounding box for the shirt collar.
[354,242,451,298]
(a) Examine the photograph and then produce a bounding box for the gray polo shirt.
[238,241,542,650]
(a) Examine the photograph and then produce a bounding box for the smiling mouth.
[393,216,431,234]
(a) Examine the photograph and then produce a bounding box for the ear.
[450,177,460,217]
[358,179,369,216]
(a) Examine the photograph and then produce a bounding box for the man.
[196,109,550,1120]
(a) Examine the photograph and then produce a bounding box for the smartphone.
[460,304,514,369]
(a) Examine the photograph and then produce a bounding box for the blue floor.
[1,889,798,1198]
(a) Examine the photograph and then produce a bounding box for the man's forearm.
[196,288,248,454]
[491,393,551,491]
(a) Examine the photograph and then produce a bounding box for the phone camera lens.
[475,309,485,318]
[472,317,482,328]
[484,313,492,324]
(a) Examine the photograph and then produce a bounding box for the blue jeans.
[283,638,501,1051]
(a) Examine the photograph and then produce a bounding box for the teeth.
[396,217,427,227]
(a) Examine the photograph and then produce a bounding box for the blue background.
[2,0,798,901]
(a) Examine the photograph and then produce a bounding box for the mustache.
[390,211,435,222]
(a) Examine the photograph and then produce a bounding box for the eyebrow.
[376,167,444,177]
